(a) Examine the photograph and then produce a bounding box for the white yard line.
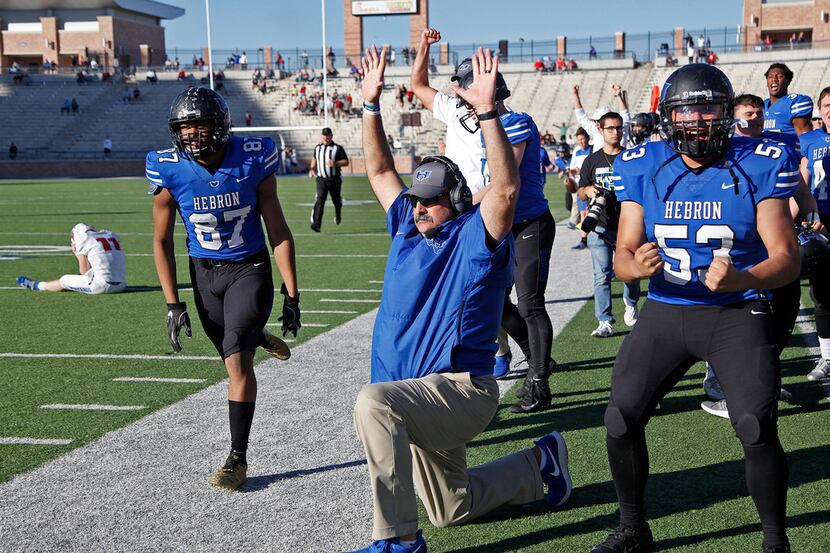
[113,377,207,384]
[0,353,219,361]
[0,437,73,446]
[320,298,382,303]
[41,404,146,411]
[303,310,358,314]
[267,322,329,328]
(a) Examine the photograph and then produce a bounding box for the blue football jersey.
[539,146,552,184]
[145,136,280,261]
[614,137,798,306]
[763,93,813,148]
[799,128,830,216]
[481,111,549,222]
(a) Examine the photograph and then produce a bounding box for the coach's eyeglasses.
[408,193,447,208]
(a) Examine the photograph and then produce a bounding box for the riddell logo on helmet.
[681,90,713,100]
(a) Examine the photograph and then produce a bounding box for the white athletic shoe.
[807,358,830,381]
[701,399,729,419]
[623,304,639,327]
[591,320,614,338]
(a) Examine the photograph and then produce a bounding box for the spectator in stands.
[707,51,718,65]
[687,38,696,63]
[132,86,141,101]
[90,58,99,71]
[101,71,112,83]
[61,98,72,115]
[301,50,309,67]
[165,58,174,71]
[121,87,131,104]
[589,45,597,59]
[71,97,79,114]
[177,68,186,80]
[544,56,554,72]
[566,59,577,71]
[9,142,18,160]
[245,112,253,127]
[555,56,565,71]
[112,56,120,73]
[103,135,112,157]
[76,70,85,85]
[276,51,285,70]
[146,69,158,84]
[534,58,544,73]
[389,48,396,65]
[402,47,410,65]
[240,51,248,70]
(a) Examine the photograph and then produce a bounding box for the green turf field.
[0,175,827,551]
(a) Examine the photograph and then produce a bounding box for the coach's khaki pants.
[353,371,544,540]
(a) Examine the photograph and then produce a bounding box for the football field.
[0,175,828,551]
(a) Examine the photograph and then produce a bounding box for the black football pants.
[604,299,788,547]
[312,176,343,228]
[501,211,556,375]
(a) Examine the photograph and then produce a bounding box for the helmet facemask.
[170,119,223,160]
[660,101,733,158]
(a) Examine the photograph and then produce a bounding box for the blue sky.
[161,0,743,52]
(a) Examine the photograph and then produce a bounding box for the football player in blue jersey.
[590,65,800,553]
[146,87,300,492]
[453,61,557,413]
[763,63,813,149]
[798,86,830,381]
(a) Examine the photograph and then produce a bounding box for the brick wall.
[1,31,44,56]
[744,0,830,45]
[408,0,428,49]
[112,17,165,66]
[343,0,363,65]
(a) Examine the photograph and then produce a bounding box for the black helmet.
[451,57,510,133]
[659,64,734,158]
[630,112,658,145]
[798,227,830,278]
[168,87,232,159]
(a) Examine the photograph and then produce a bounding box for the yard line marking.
[368,280,384,284]
[41,404,146,411]
[300,288,382,293]
[320,298,382,303]
[303,310,357,314]
[267,322,329,328]
[112,377,207,383]
[0,437,73,446]
[0,353,220,361]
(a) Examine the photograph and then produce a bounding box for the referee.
[309,127,349,232]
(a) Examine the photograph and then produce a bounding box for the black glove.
[166,302,192,353]
[278,283,301,338]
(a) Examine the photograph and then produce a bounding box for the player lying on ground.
[17,223,126,294]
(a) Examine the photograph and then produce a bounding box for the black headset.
[418,155,473,214]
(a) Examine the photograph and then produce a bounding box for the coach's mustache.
[416,214,434,223]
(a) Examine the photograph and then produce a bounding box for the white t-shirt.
[431,91,485,193]
[568,146,593,187]
[71,226,127,283]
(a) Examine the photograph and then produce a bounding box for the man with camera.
[578,111,641,337]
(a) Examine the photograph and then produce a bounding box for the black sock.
[228,400,256,453]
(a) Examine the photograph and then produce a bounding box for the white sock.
[819,338,830,360]
[35,282,47,291]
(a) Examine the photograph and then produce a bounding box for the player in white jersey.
[16,223,127,294]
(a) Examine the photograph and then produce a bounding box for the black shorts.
[607,298,780,439]
[188,249,274,359]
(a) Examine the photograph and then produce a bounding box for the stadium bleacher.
[1,48,829,165]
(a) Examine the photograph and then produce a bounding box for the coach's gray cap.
[404,157,458,198]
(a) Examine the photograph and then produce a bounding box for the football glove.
[166,302,192,353]
[278,283,301,338]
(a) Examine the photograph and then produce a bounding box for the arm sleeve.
[790,95,814,119]
[260,137,280,178]
[432,92,454,125]
[145,152,165,195]
[502,114,533,145]
[385,191,410,237]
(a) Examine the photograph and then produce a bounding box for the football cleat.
[807,358,830,381]
[510,377,551,413]
[534,431,572,508]
[16,276,38,290]
[493,351,512,379]
[209,452,247,491]
[592,321,614,338]
[342,529,427,553]
[623,304,639,327]
[260,329,291,361]
[703,366,725,401]
[701,399,729,419]
[591,523,654,553]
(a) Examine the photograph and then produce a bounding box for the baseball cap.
[321,127,333,136]
[590,105,612,120]
[404,157,459,200]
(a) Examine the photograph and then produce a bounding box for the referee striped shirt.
[314,142,347,178]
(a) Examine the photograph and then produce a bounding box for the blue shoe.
[343,530,427,553]
[534,431,572,508]
[16,276,38,290]
[493,351,512,379]
[571,240,587,250]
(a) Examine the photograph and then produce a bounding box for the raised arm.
[361,45,404,212]
[452,49,519,242]
[410,28,441,112]
[258,174,298,299]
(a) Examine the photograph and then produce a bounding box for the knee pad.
[735,413,764,445]
[604,406,630,439]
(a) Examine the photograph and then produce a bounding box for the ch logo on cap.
[415,170,432,181]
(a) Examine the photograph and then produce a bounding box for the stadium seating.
[2,47,829,164]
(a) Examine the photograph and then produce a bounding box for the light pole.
[519,37,525,62]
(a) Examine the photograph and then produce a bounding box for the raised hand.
[573,84,580,96]
[360,44,387,104]
[449,48,499,112]
[421,28,441,47]
[611,83,622,97]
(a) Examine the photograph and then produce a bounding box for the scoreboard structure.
[344,0,428,63]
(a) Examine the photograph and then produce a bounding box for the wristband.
[476,110,498,121]
[363,101,381,113]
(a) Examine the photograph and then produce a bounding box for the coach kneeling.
[345,46,572,553]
